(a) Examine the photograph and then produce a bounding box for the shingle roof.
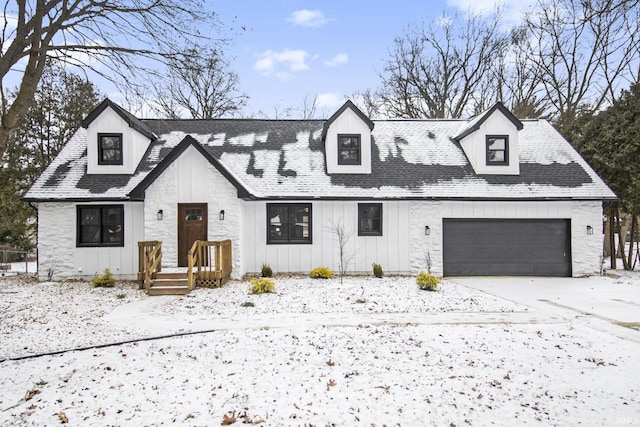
[24,116,616,202]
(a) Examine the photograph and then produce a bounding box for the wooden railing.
[187,240,232,289]
[138,241,162,292]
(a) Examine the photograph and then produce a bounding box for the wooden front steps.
[148,272,190,296]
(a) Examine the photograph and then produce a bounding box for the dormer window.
[338,134,361,165]
[486,135,509,165]
[98,133,123,165]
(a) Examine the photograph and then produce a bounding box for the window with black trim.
[98,133,123,165]
[267,203,312,244]
[486,135,509,165]
[77,205,124,247]
[338,134,361,165]
[358,203,382,236]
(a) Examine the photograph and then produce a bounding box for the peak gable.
[322,100,374,175]
[454,102,522,176]
[83,98,155,175]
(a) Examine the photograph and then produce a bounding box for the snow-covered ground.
[1,273,639,426]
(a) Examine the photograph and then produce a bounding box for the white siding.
[86,108,152,175]
[241,200,411,275]
[144,145,242,277]
[459,111,520,175]
[325,108,372,174]
[37,201,144,281]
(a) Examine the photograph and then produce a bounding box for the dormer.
[322,100,375,174]
[82,99,155,175]
[453,102,523,175]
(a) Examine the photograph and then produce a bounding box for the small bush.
[249,277,275,294]
[310,266,334,279]
[93,268,116,288]
[240,301,255,308]
[416,271,439,291]
[260,263,273,278]
[372,262,384,278]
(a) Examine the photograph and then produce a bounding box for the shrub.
[260,263,273,278]
[372,262,384,278]
[310,266,334,279]
[416,271,439,291]
[249,277,275,294]
[93,268,116,288]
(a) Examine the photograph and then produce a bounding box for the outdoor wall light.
[587,225,593,235]
[425,225,431,236]
[219,210,225,221]
[157,209,163,221]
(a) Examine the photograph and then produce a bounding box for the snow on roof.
[24,116,616,202]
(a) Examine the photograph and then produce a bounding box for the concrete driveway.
[451,273,640,342]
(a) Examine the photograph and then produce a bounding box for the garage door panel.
[443,219,571,277]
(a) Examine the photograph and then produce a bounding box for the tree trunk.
[609,206,617,270]
[615,207,630,270]
[627,213,637,270]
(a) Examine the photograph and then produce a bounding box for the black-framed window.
[486,135,509,165]
[338,134,361,165]
[358,203,382,236]
[267,203,312,244]
[98,133,123,165]
[77,205,124,247]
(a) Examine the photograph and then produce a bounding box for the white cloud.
[286,9,328,28]
[324,53,348,67]
[254,49,310,80]
[316,93,345,110]
[446,0,537,23]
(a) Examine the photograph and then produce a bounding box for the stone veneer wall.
[144,145,242,278]
[571,200,605,276]
[37,202,75,281]
[409,201,444,276]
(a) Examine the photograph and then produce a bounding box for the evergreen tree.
[579,82,640,269]
[0,63,101,251]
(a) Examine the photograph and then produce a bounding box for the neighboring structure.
[25,99,615,280]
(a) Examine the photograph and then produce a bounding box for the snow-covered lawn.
[1,274,639,426]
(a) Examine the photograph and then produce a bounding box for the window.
[486,135,509,165]
[98,133,123,165]
[185,208,203,221]
[338,134,361,165]
[358,203,382,236]
[77,205,124,247]
[267,203,312,244]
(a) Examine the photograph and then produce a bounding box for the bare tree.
[350,88,383,119]
[521,0,640,131]
[331,220,354,284]
[489,26,549,119]
[297,93,319,119]
[0,0,218,157]
[151,46,247,119]
[378,10,508,118]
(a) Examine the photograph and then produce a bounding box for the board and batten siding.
[410,200,603,277]
[240,200,411,275]
[37,201,144,281]
[144,144,242,277]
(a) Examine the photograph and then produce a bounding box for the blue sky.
[212,0,534,118]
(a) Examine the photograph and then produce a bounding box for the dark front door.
[178,203,208,267]
[443,219,571,277]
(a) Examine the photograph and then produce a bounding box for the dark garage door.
[443,219,571,277]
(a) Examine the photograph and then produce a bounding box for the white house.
[25,99,616,281]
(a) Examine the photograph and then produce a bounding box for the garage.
[443,219,571,277]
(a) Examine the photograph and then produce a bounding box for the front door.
[178,203,208,267]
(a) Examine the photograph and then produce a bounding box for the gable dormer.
[453,102,523,175]
[322,100,375,174]
[82,99,155,175]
